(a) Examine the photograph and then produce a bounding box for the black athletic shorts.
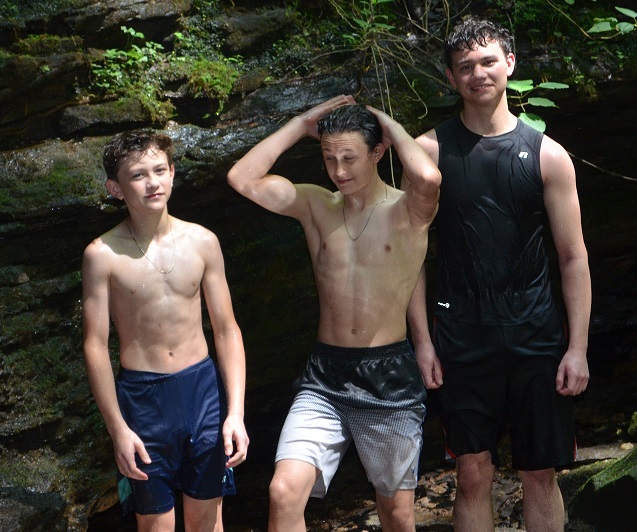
[433,307,577,471]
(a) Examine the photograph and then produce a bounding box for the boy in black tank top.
[402,16,591,531]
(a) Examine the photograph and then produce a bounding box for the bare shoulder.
[540,134,575,184]
[83,224,124,264]
[295,183,341,221]
[540,133,569,159]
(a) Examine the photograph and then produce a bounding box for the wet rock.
[58,99,152,138]
[214,8,294,56]
[568,448,637,531]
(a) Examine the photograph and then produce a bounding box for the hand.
[365,105,400,150]
[556,348,589,396]
[112,427,151,481]
[300,94,356,139]
[415,340,443,389]
[223,414,250,468]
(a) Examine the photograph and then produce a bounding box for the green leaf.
[527,97,557,107]
[538,81,569,90]
[507,80,534,92]
[519,112,546,132]
[616,7,637,19]
[588,19,617,33]
[617,22,635,34]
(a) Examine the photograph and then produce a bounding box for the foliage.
[90,25,240,122]
[506,79,569,132]
[0,0,91,20]
[588,6,637,38]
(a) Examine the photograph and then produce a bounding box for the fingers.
[116,453,149,481]
[556,362,589,396]
[225,432,249,468]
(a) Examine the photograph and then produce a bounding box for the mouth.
[145,193,163,199]
[470,84,492,92]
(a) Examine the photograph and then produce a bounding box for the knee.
[519,468,558,492]
[269,474,305,510]
[456,454,495,497]
[376,492,415,530]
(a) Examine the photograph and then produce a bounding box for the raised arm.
[227,95,355,221]
[541,136,591,396]
[82,240,150,480]
[368,107,441,227]
[199,229,249,467]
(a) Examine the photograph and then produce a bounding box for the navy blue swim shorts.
[115,356,235,515]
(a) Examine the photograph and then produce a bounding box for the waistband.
[117,356,212,385]
[313,340,411,360]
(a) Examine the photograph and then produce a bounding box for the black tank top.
[433,115,554,324]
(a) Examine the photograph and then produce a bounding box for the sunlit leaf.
[519,112,546,132]
[538,82,569,89]
[588,18,617,33]
[507,80,534,92]
[527,97,557,107]
[617,22,635,34]
[616,7,637,18]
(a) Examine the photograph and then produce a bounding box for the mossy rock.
[568,448,637,530]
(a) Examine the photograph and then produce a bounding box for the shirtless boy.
[228,96,441,531]
[82,130,249,531]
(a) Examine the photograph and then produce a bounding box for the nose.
[335,161,347,178]
[146,173,160,188]
[471,64,485,78]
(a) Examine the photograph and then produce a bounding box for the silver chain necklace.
[342,183,388,241]
[126,222,176,274]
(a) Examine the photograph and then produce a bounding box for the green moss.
[0,0,93,20]
[11,34,82,56]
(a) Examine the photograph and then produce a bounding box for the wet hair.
[317,104,382,152]
[444,16,514,69]
[103,130,174,182]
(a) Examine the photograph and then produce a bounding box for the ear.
[445,67,457,89]
[372,143,386,162]
[506,53,516,77]
[170,164,175,187]
[105,179,124,200]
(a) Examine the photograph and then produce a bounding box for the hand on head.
[301,94,356,139]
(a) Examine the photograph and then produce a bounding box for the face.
[106,147,174,211]
[321,132,382,194]
[446,40,515,105]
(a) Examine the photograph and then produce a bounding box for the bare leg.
[375,488,416,531]
[453,451,496,532]
[136,509,175,532]
[182,494,223,532]
[268,459,320,532]
[519,468,564,532]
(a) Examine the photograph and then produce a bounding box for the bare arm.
[541,136,591,396]
[400,129,442,388]
[227,95,355,222]
[367,107,441,227]
[81,241,150,480]
[200,231,249,467]
[407,265,443,389]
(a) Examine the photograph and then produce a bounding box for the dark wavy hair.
[317,104,382,152]
[103,130,174,182]
[443,16,514,68]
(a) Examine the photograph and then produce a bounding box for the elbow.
[429,166,442,187]
[227,165,242,193]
